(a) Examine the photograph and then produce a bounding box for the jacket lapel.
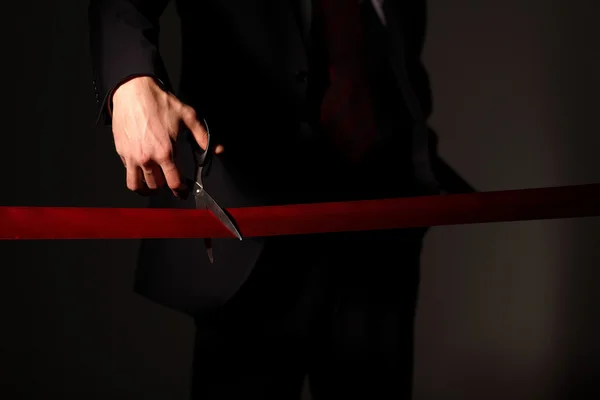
[290,0,312,46]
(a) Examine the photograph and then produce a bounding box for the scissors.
[187,122,242,263]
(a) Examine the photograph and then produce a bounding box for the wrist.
[111,76,160,115]
[113,75,155,98]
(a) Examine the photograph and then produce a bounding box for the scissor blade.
[204,238,214,263]
[197,189,243,240]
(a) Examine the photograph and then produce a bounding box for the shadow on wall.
[557,2,600,398]
[414,0,600,399]
[0,1,599,400]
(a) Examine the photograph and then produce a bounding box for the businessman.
[89,0,459,398]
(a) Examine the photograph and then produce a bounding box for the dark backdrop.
[1,0,599,399]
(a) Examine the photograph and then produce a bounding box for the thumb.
[181,107,224,154]
[181,107,208,150]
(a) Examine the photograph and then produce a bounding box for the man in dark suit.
[89,0,459,398]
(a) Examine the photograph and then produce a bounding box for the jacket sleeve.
[88,0,173,125]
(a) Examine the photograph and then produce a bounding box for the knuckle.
[114,144,127,157]
[183,106,196,119]
[137,155,152,167]
[165,173,182,189]
[154,150,173,164]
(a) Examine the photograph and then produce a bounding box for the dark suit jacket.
[88,0,471,317]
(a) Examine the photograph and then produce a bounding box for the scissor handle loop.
[188,118,211,167]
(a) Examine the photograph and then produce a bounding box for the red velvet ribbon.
[1,184,599,240]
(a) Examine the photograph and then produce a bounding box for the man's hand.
[111,76,223,196]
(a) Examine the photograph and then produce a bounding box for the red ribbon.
[1,184,599,240]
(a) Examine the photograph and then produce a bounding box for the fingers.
[214,144,225,154]
[158,159,189,198]
[123,157,163,196]
[121,147,187,197]
[140,163,165,190]
[125,161,149,195]
[181,107,208,149]
[180,106,224,154]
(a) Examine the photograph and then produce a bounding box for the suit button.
[295,70,308,83]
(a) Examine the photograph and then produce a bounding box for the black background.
[1,0,599,399]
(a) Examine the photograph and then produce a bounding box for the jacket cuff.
[94,74,170,126]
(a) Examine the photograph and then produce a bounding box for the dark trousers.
[190,228,425,399]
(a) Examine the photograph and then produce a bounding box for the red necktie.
[318,0,378,163]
